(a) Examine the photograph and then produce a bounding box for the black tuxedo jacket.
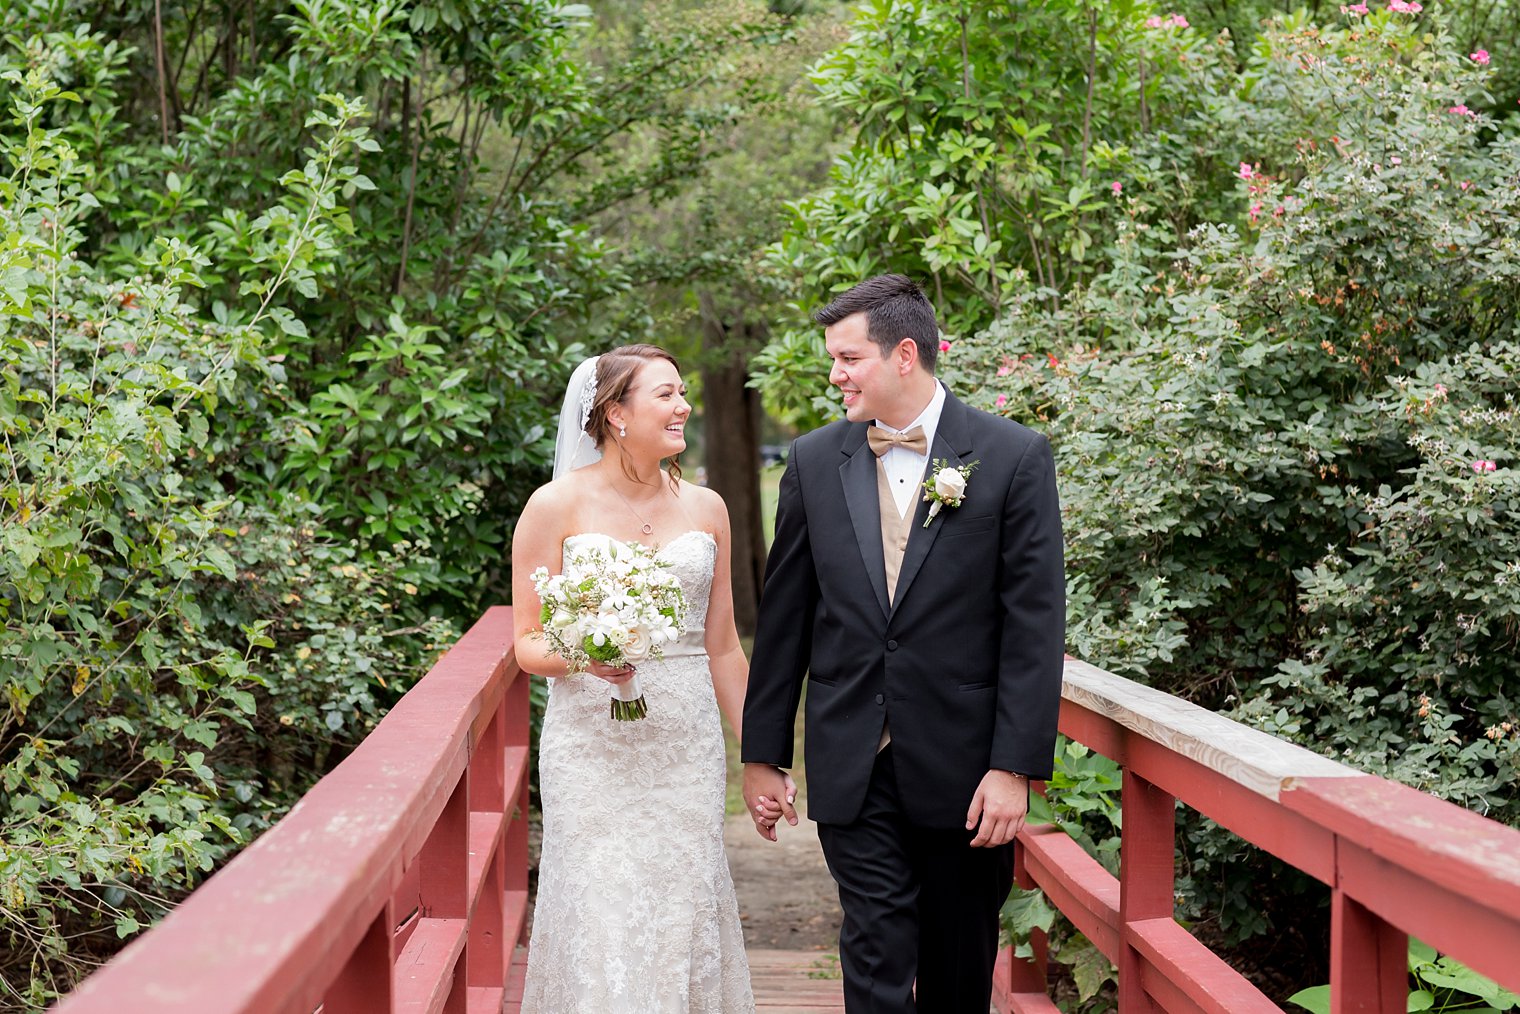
[742,390,1065,828]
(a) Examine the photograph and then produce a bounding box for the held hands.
[742,763,798,841]
[967,769,1029,848]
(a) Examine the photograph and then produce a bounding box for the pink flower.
[1248,201,1263,222]
[1460,179,1473,190]
[1449,104,1477,118]
[996,364,1012,377]
[1237,161,1257,181]
[939,340,952,353]
[1111,180,1123,195]
[1433,383,1448,397]
[1473,459,1498,473]
[995,394,1008,409]
[1390,155,1402,165]
[1047,353,1061,369]
[1340,2,1368,13]
[1471,49,1491,65]
[1388,0,1422,12]
[1146,13,1188,29]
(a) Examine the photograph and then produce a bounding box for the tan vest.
[877,458,915,750]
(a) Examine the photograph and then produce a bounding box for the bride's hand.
[586,660,637,685]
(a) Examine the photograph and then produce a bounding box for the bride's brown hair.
[586,344,684,490]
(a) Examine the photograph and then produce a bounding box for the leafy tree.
[579,0,843,631]
[1,0,798,1001]
[752,0,1519,994]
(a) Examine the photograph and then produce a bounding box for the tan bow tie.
[867,425,927,457]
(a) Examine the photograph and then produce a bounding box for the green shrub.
[756,0,1520,968]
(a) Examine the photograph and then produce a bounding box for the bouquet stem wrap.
[610,676,647,721]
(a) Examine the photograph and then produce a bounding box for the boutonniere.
[921,459,979,528]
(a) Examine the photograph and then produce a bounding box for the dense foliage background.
[3,0,1517,1008]
[0,0,822,1004]
[752,0,1520,1001]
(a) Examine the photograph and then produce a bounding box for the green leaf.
[1287,986,1330,1014]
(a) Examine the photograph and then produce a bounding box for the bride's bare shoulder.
[521,473,593,532]
[676,479,728,528]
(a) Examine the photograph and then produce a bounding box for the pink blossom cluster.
[1387,0,1423,11]
[1471,49,1491,65]
[1340,3,1368,13]
[1472,460,1499,473]
[1449,104,1478,118]
[995,394,1008,409]
[1145,13,1189,28]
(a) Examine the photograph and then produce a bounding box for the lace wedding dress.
[521,530,755,1013]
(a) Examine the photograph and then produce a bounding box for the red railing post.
[323,908,394,1013]
[503,670,532,910]
[467,694,509,991]
[1331,889,1407,1013]
[1118,770,1174,1012]
[1005,787,1051,997]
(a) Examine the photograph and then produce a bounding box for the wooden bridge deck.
[502,947,846,1011]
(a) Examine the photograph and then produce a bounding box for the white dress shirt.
[875,381,946,518]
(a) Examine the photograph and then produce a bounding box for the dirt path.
[724,804,842,951]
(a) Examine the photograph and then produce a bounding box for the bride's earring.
[619,425,627,437]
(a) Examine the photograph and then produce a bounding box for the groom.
[742,274,1065,1013]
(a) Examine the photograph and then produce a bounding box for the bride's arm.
[511,485,578,678]
[701,492,748,743]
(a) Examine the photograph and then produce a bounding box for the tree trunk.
[698,292,767,637]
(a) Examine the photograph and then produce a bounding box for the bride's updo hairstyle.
[586,344,684,489]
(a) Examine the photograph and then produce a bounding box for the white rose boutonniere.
[921,458,979,528]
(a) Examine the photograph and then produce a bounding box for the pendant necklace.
[611,482,657,536]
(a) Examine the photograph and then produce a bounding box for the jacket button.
[875,694,885,705]
[886,639,898,651]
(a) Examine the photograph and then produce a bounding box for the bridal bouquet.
[530,541,686,720]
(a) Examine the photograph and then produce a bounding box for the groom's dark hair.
[813,273,941,373]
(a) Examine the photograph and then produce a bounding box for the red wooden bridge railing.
[55,606,530,1014]
[994,658,1520,1014]
[52,617,1520,1013]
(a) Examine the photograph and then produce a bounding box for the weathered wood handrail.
[995,658,1520,1014]
[55,606,530,1014]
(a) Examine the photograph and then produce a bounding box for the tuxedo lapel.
[891,391,976,619]
[839,424,891,620]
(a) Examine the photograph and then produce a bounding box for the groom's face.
[826,312,904,425]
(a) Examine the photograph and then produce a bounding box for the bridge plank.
[1062,660,1360,799]
[1286,777,1520,990]
[394,917,466,1013]
[1018,825,1120,960]
[1127,917,1278,1013]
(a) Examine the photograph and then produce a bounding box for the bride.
[512,344,788,1012]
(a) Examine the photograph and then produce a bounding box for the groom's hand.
[743,763,798,841]
[967,769,1029,848]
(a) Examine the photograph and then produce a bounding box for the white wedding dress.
[521,530,755,1013]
